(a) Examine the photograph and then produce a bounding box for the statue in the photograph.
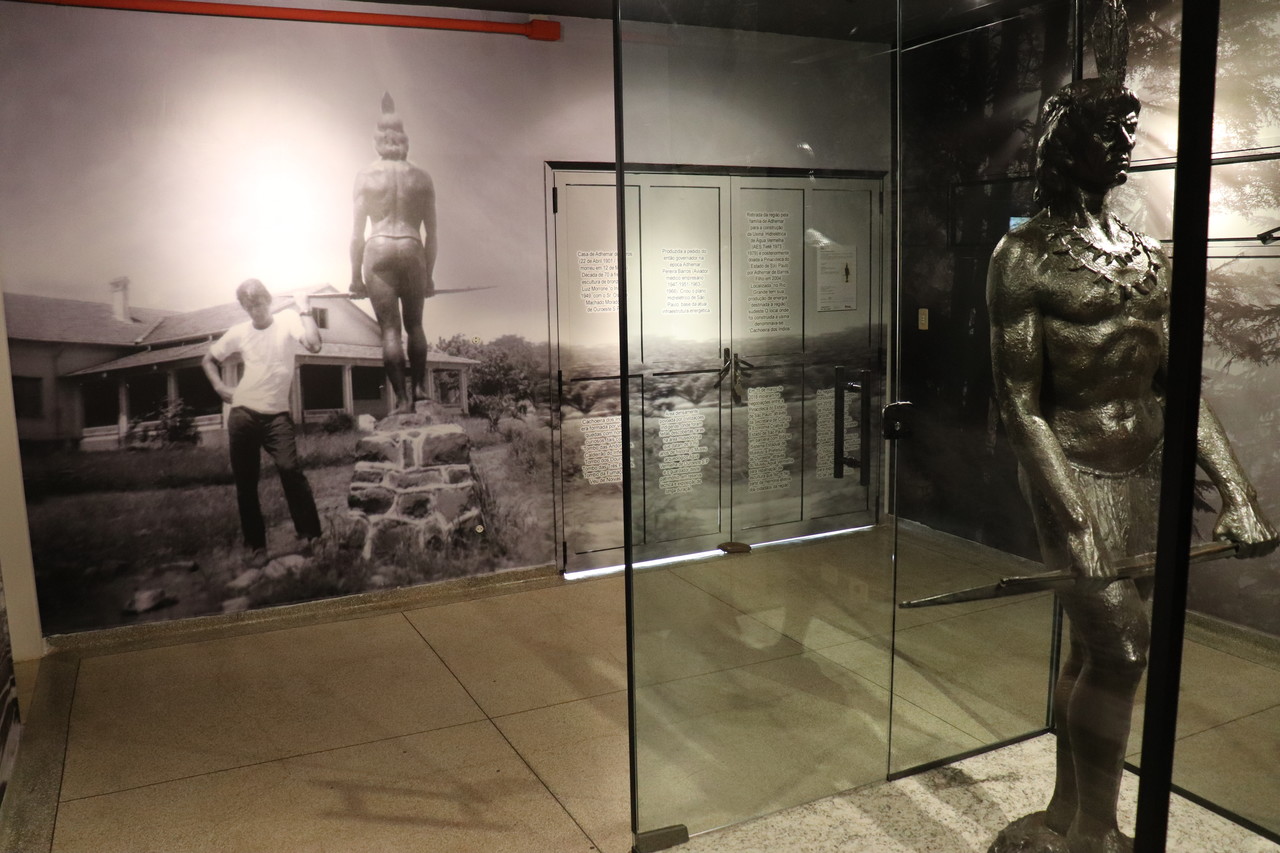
[202,280,324,566]
[986,3,1277,852]
[350,92,438,415]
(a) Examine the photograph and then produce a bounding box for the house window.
[175,366,222,416]
[300,365,343,410]
[351,366,384,402]
[311,307,329,330]
[82,378,119,428]
[12,376,41,420]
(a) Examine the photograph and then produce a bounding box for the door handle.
[833,367,872,486]
[714,347,733,386]
[714,349,752,405]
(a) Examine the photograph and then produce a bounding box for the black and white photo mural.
[0,0,615,633]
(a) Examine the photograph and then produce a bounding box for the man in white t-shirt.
[202,279,323,564]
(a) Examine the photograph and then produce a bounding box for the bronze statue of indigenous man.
[986,3,1276,851]
[350,93,438,415]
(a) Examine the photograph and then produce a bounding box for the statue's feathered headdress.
[1090,0,1129,87]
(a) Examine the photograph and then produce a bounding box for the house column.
[426,368,437,402]
[342,365,354,415]
[165,369,178,407]
[458,367,469,415]
[116,379,129,447]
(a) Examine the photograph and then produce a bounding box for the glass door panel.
[884,0,1073,776]
[617,6,897,847]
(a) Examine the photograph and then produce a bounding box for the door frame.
[547,162,891,573]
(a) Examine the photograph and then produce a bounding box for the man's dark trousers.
[228,406,322,550]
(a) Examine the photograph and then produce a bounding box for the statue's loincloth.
[363,235,433,297]
[1067,443,1161,561]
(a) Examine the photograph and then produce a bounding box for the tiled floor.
[41,575,632,853]
[11,524,1280,852]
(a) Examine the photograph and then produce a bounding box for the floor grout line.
[56,716,490,805]
[489,719,609,852]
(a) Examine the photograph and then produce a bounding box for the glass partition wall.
[613,0,1280,851]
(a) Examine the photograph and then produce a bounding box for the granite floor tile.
[892,540,1045,631]
[1170,704,1280,836]
[404,575,626,717]
[493,691,631,853]
[672,734,1279,853]
[1128,637,1280,754]
[670,530,894,651]
[632,570,804,687]
[61,613,481,800]
[820,598,1055,748]
[633,651,972,837]
[53,721,598,853]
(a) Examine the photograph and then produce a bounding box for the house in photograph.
[4,278,478,450]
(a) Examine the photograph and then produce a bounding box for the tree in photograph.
[467,350,534,432]
[561,380,614,417]
[125,397,200,447]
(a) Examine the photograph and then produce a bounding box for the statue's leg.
[1059,581,1149,853]
[400,256,428,403]
[1045,625,1086,835]
[1020,465,1080,836]
[364,260,412,415]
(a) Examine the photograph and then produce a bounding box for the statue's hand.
[1214,499,1279,558]
[349,278,369,300]
[216,386,234,405]
[1067,522,1114,584]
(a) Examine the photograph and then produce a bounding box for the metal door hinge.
[634,825,689,853]
[882,401,915,440]
[551,186,558,214]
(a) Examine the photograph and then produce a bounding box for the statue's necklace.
[1047,216,1161,300]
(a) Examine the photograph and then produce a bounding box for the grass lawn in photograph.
[23,416,554,634]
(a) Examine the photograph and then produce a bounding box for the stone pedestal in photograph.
[347,402,486,559]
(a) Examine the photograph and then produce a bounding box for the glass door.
[614,6,899,849]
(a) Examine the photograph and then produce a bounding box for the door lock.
[882,401,915,440]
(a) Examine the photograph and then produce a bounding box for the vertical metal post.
[1134,1,1221,850]
[611,2,641,848]
[1070,0,1085,81]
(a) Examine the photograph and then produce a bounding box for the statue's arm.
[1195,400,1277,556]
[1159,268,1280,556]
[350,177,370,294]
[420,173,438,290]
[988,241,1110,577]
[1150,254,1276,556]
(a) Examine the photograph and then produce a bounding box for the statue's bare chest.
[1036,218,1167,328]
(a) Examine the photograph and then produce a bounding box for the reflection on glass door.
[553,168,884,572]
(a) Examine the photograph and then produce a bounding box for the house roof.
[69,341,479,376]
[2,292,173,345]
[138,285,350,345]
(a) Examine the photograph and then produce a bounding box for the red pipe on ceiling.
[18,0,562,40]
